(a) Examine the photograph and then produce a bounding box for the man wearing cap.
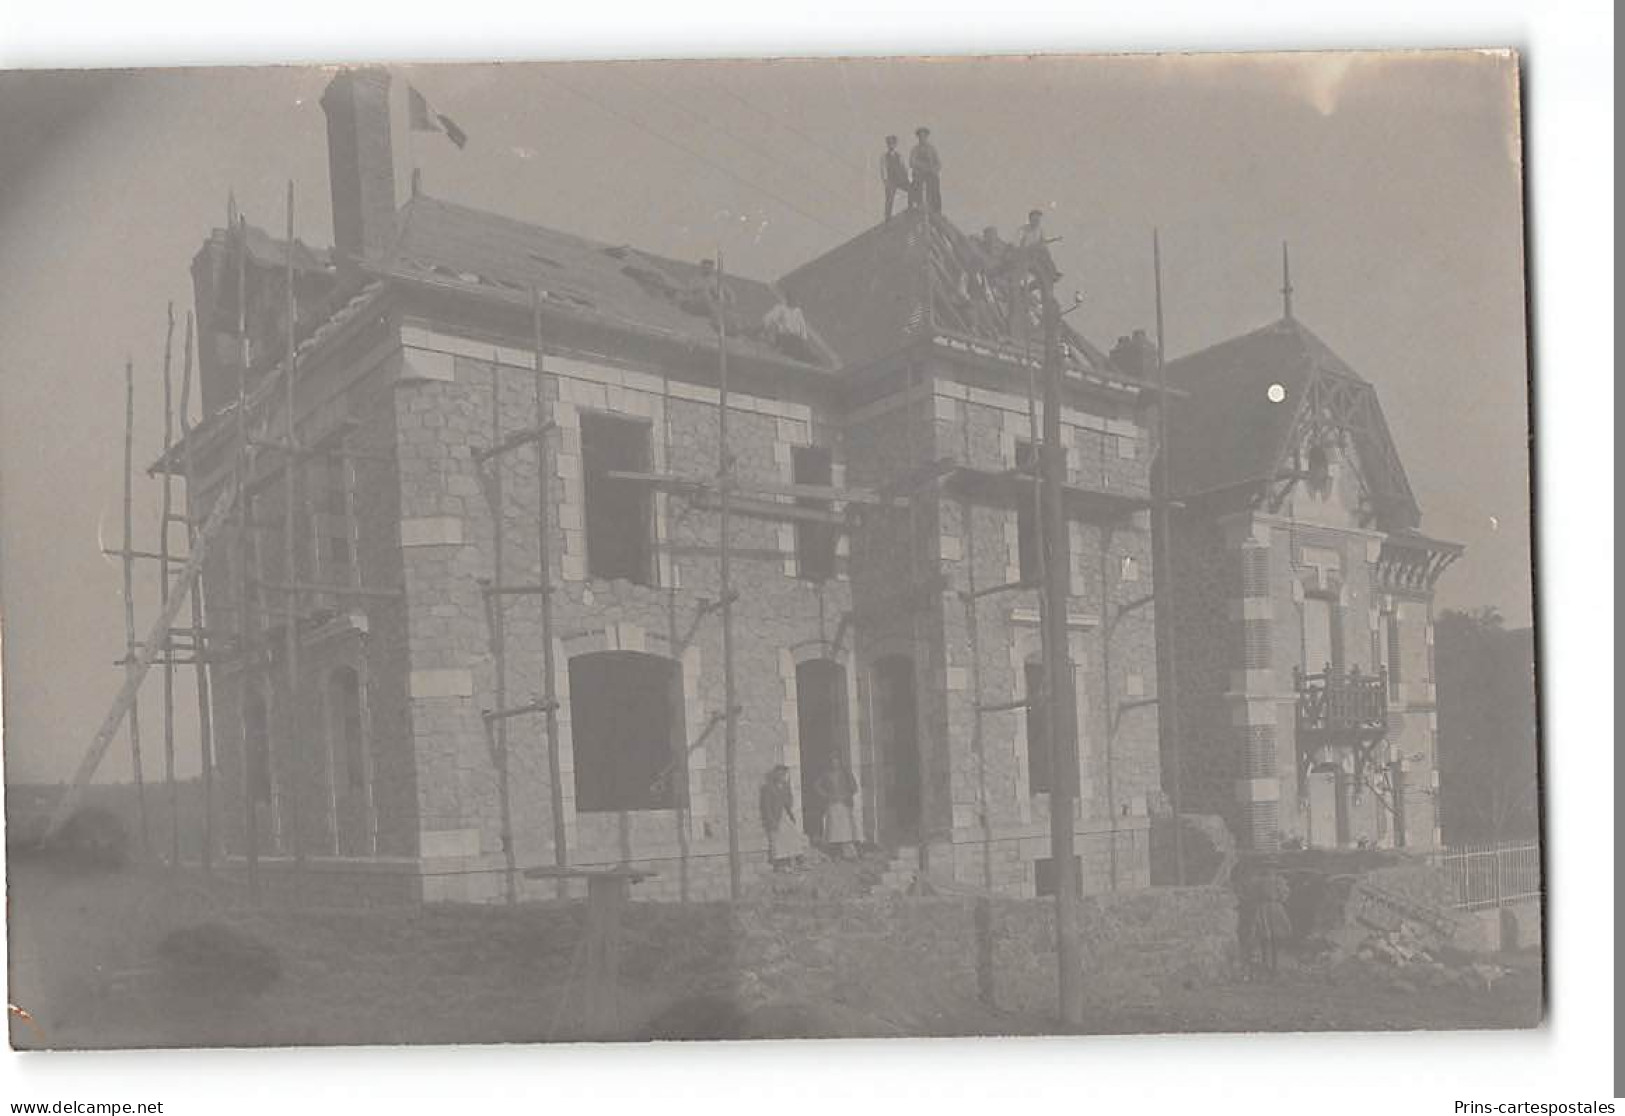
[880,134,911,222]
[909,126,942,214]
[1018,208,1062,285]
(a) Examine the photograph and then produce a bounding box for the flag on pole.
[408,85,468,150]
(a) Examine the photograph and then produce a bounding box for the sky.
[0,52,1532,784]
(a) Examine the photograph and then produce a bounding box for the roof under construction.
[779,209,1120,380]
[379,194,840,372]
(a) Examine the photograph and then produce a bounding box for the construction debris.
[1272,858,1513,993]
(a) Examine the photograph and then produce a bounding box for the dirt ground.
[6,860,1542,1049]
[1070,953,1543,1035]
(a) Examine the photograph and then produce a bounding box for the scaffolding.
[48,184,400,899]
[473,291,564,904]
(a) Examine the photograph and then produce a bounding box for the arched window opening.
[568,651,684,813]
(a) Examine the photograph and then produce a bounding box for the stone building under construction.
[174,68,1168,903]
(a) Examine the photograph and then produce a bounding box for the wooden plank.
[253,578,403,600]
[689,491,849,527]
[474,422,554,464]
[603,469,890,506]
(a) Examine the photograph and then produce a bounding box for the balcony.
[1294,665,1388,740]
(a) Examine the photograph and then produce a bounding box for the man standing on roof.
[1018,209,1062,285]
[909,127,942,214]
[682,257,739,331]
[880,135,911,222]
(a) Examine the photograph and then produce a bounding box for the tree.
[1434,607,1540,844]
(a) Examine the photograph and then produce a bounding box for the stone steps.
[874,846,921,894]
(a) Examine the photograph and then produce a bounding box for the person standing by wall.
[815,757,860,859]
[760,765,807,872]
[1239,860,1293,980]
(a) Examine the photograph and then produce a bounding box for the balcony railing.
[1294,665,1388,737]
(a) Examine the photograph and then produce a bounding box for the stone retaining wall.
[218,865,1237,1029]
[732,886,1237,1018]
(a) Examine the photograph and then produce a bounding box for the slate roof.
[779,209,1120,380]
[1162,315,1420,528]
[379,195,839,371]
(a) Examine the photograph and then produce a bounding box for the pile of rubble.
[1281,859,1512,995]
[747,845,903,902]
[1346,922,1510,994]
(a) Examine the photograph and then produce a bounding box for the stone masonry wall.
[392,326,854,901]
[1164,433,1443,853]
[928,369,1162,895]
[844,371,947,854]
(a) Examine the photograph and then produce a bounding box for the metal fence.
[1429,841,1542,911]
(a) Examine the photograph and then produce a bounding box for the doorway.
[870,655,921,846]
[796,659,849,842]
[1306,764,1345,848]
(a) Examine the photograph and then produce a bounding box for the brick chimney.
[1110,329,1158,378]
[321,67,397,267]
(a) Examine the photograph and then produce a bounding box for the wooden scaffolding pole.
[235,210,260,897]
[532,292,569,900]
[716,250,741,901]
[473,318,567,902]
[956,416,995,895]
[1152,229,1185,886]
[159,303,180,868]
[121,356,151,853]
[486,355,519,905]
[178,310,216,873]
[659,363,693,902]
[1100,519,1120,891]
[118,357,153,857]
[1035,255,1084,1028]
[908,214,935,873]
[281,182,306,877]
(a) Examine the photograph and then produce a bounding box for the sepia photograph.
[0,46,1549,1059]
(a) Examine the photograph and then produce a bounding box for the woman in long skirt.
[814,758,859,859]
[760,765,807,871]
